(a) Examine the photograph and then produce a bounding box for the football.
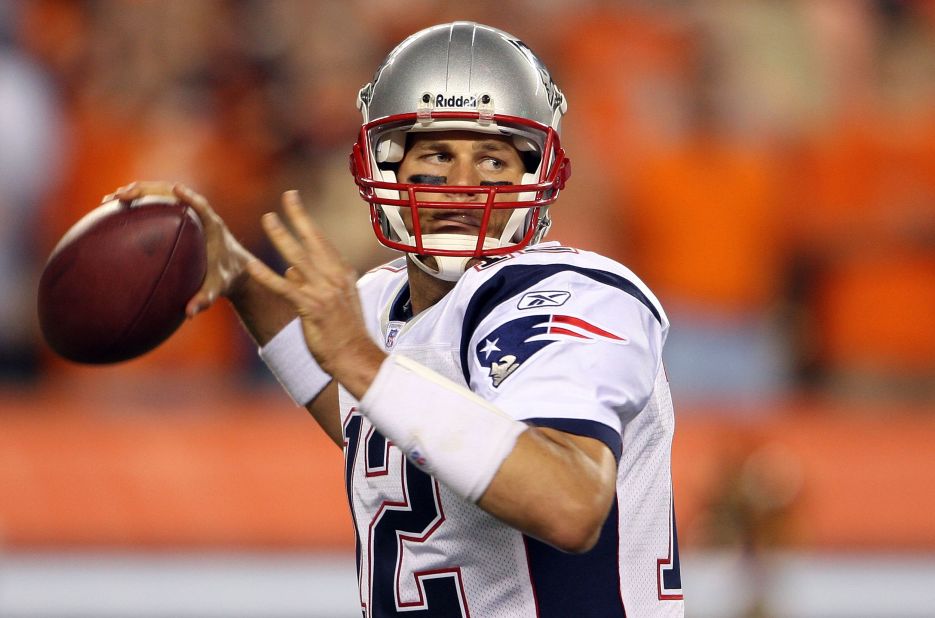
[37,195,207,364]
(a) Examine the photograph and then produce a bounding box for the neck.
[406,258,458,315]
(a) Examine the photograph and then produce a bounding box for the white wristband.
[360,354,527,503]
[258,318,331,406]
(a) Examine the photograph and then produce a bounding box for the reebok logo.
[517,290,571,310]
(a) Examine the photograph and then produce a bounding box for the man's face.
[396,130,526,240]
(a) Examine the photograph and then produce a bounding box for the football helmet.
[350,22,571,280]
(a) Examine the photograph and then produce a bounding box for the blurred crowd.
[1,0,933,409]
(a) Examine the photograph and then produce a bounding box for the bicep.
[478,427,617,553]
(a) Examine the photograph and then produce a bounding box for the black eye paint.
[408,174,447,185]
[407,175,514,187]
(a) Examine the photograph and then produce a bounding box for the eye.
[479,157,505,172]
[422,152,451,164]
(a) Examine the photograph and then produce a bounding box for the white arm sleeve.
[360,354,528,503]
[258,318,332,406]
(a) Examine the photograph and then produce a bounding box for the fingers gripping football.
[248,191,373,375]
[107,181,253,317]
[171,184,253,317]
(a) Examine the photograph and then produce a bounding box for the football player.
[114,21,684,617]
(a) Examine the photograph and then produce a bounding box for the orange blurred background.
[1,1,934,616]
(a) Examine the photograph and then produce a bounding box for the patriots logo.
[476,314,627,388]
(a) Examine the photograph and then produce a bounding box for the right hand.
[107,181,254,318]
[245,191,385,391]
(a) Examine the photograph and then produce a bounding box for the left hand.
[247,191,386,397]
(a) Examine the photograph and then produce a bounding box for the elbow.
[548,526,602,555]
[538,497,611,554]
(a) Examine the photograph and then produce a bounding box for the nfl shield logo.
[385,324,402,349]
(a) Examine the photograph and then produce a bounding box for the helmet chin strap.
[409,234,500,281]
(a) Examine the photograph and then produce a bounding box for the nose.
[445,159,482,201]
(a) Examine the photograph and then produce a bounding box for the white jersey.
[340,243,684,617]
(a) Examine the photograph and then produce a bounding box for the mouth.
[425,211,484,235]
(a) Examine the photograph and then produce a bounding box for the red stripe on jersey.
[552,315,626,341]
[547,326,589,339]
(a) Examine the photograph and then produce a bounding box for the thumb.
[186,289,216,319]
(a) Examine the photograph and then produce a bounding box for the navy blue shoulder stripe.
[526,418,622,462]
[459,263,661,384]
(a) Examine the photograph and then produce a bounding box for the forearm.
[257,314,341,443]
[234,267,344,445]
[304,380,342,447]
[227,274,298,346]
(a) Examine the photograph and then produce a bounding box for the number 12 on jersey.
[344,412,470,617]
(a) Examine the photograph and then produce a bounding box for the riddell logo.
[435,93,477,108]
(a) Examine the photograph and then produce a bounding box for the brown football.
[37,196,207,364]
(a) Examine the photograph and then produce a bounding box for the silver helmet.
[350,21,571,280]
